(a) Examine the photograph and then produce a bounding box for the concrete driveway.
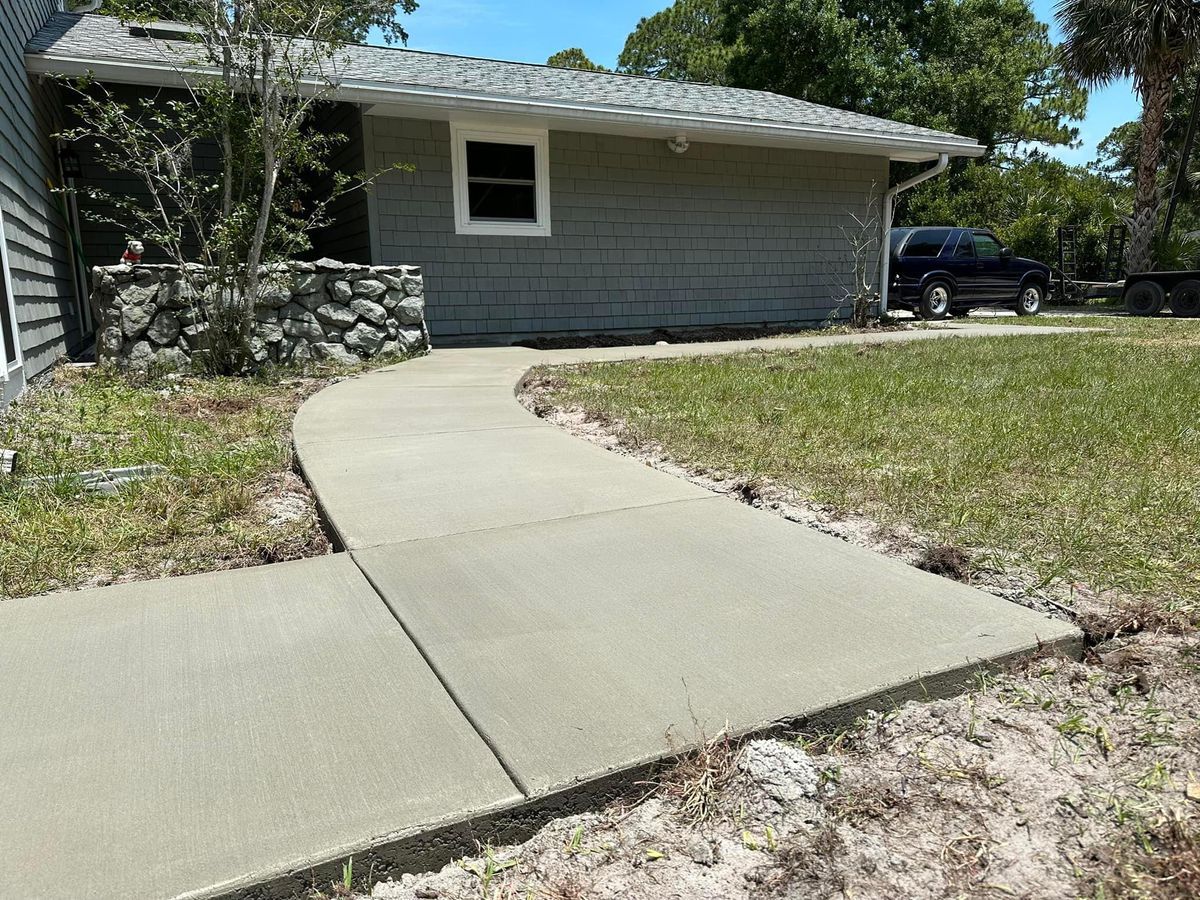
[1,323,1081,899]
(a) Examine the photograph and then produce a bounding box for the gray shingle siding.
[306,102,371,264]
[2,0,81,401]
[369,117,887,339]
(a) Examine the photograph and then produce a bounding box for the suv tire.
[919,281,952,320]
[1016,282,1044,316]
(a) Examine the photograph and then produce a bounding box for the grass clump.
[539,318,1200,617]
[0,363,350,600]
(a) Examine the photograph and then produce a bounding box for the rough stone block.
[256,280,292,308]
[396,325,426,352]
[397,295,424,325]
[313,342,362,366]
[121,303,154,339]
[282,318,325,343]
[257,321,284,344]
[147,311,181,346]
[118,281,160,308]
[352,279,387,300]
[291,272,325,294]
[329,280,353,304]
[281,302,318,324]
[155,347,191,372]
[126,341,155,371]
[343,322,387,355]
[315,303,358,328]
[350,298,387,325]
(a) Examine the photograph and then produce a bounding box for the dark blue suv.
[888,227,1051,319]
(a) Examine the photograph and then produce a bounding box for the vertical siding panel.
[2,0,82,396]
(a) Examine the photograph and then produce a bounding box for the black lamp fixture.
[58,145,83,180]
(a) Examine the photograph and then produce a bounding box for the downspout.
[879,153,950,316]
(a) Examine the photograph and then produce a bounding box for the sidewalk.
[1,323,1081,899]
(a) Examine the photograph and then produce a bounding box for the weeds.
[0,360,404,599]
[656,729,738,827]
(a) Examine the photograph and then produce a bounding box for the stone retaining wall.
[91,259,428,370]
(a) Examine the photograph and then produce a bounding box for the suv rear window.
[901,228,953,257]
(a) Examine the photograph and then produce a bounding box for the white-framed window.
[450,124,551,237]
[0,205,23,382]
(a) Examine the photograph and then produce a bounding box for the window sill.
[454,220,552,238]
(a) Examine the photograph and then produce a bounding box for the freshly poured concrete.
[298,322,1081,796]
[0,557,520,899]
[355,497,1078,795]
[1,323,1083,899]
[298,423,710,549]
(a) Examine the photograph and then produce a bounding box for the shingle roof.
[27,13,982,157]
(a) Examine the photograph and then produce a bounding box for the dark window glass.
[468,181,538,222]
[952,232,975,259]
[973,233,1002,258]
[889,228,911,255]
[465,141,537,222]
[0,256,15,365]
[466,141,535,181]
[902,228,953,257]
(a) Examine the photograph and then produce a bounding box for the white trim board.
[0,204,26,393]
[449,124,551,238]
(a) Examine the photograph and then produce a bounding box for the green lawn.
[0,359,401,600]
[539,318,1200,618]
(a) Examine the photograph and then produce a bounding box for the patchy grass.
[536,318,1200,624]
[0,355,410,600]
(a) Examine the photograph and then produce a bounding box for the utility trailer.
[1123,271,1200,317]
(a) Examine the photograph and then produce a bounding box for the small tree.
[832,188,882,328]
[60,0,414,372]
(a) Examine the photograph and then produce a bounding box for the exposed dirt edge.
[518,374,1094,629]
[221,639,1077,900]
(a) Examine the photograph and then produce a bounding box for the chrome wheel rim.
[1021,287,1040,312]
[929,287,949,314]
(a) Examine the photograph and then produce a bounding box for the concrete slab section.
[297,425,711,549]
[354,498,1080,797]
[294,381,542,443]
[0,556,520,900]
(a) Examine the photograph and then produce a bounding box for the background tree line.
[550,0,1200,278]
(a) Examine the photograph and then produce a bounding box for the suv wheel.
[919,281,952,320]
[1016,282,1044,316]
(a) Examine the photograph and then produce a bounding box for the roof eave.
[26,52,986,161]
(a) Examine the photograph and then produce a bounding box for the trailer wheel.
[1169,279,1200,318]
[1125,280,1166,317]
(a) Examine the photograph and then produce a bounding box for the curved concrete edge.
[279,324,1085,896]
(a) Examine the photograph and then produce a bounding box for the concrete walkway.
[1,323,1081,899]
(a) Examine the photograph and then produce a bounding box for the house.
[3,7,983,400]
[1,1,91,404]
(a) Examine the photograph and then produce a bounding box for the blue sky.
[395,0,1140,165]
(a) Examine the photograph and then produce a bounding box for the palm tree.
[1056,0,1200,273]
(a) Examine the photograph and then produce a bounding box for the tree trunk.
[1126,65,1174,274]
[1162,72,1200,246]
